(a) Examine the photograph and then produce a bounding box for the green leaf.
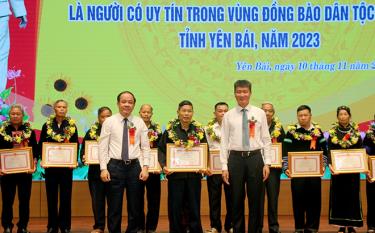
[0,87,13,100]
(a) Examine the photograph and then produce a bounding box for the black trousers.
[367,181,375,230]
[88,165,108,231]
[140,173,161,232]
[228,150,265,233]
[291,177,321,232]
[168,176,203,233]
[207,174,232,232]
[45,168,73,232]
[107,159,142,233]
[264,168,281,233]
[1,173,32,230]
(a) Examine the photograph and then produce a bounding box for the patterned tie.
[242,108,250,150]
[121,118,129,161]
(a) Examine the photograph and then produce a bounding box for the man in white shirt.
[220,80,271,233]
[205,102,233,233]
[99,91,150,233]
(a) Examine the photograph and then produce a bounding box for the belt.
[109,158,139,166]
[230,149,261,158]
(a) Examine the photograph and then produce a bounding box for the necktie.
[121,118,129,161]
[242,109,250,150]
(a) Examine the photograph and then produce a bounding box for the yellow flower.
[15,136,22,144]
[305,135,312,140]
[69,119,76,125]
[55,134,62,142]
[89,131,96,138]
[47,128,53,135]
[175,141,181,146]
[70,127,76,134]
[0,127,4,133]
[197,132,204,140]
[273,131,281,138]
[352,137,358,144]
[4,135,12,142]
[331,137,339,144]
[329,129,335,135]
[313,129,320,135]
[288,125,296,131]
[186,140,194,148]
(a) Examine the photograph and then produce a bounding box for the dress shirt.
[99,113,150,170]
[205,121,222,150]
[220,105,272,170]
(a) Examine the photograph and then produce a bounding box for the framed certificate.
[270,143,282,168]
[42,142,78,168]
[166,143,208,172]
[331,149,368,174]
[288,151,324,178]
[84,140,99,164]
[369,156,375,182]
[148,149,161,173]
[0,147,34,174]
[209,149,222,174]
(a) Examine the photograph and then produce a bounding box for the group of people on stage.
[0,80,374,233]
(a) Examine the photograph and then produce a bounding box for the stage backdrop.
[1,0,374,180]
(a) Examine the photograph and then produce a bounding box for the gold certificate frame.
[270,143,282,168]
[369,156,375,182]
[208,149,222,174]
[166,143,208,172]
[0,147,34,174]
[288,151,324,178]
[42,142,78,168]
[148,148,161,173]
[331,149,368,174]
[84,140,99,165]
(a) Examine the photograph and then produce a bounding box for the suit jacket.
[0,0,26,18]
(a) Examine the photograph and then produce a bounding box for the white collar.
[116,113,134,123]
[236,104,252,112]
[297,123,314,130]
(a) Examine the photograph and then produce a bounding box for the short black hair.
[98,106,112,116]
[297,105,311,113]
[214,102,228,110]
[178,100,193,110]
[117,91,136,103]
[337,105,351,117]
[234,80,252,92]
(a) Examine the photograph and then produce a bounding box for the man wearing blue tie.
[220,80,272,233]
[99,91,150,233]
[0,0,27,91]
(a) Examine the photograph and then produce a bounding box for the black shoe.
[17,229,30,233]
[338,227,346,233]
[4,228,12,233]
[347,227,356,233]
[60,229,71,233]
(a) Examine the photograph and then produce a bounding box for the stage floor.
[23,216,369,233]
